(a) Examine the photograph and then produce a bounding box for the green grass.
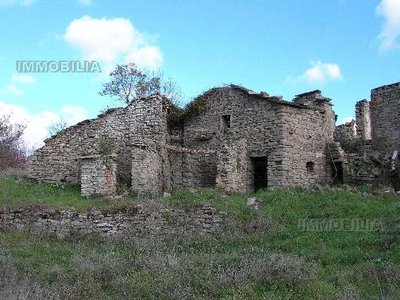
[0,176,138,211]
[159,188,256,220]
[1,177,400,299]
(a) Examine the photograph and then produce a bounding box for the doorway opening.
[331,162,343,184]
[252,157,268,191]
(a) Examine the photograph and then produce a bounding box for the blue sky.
[0,0,399,149]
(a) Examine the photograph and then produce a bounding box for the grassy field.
[1,176,400,299]
[0,176,114,211]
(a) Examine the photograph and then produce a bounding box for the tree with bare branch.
[0,113,26,229]
[47,118,68,137]
[99,63,182,105]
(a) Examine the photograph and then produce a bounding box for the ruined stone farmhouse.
[28,84,338,196]
[332,82,400,185]
[27,82,399,196]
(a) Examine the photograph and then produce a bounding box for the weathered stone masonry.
[355,100,371,140]
[28,85,339,196]
[28,107,130,185]
[80,155,117,197]
[0,204,227,239]
[371,82,400,154]
[183,87,335,192]
[333,82,400,186]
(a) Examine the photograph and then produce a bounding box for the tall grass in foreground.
[1,178,400,298]
[1,224,400,299]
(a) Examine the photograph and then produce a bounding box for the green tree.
[99,63,182,105]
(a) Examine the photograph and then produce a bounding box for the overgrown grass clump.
[1,178,400,298]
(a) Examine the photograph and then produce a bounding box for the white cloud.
[7,84,24,95]
[61,105,87,125]
[77,0,92,5]
[124,46,163,71]
[376,0,400,51]
[288,60,343,85]
[0,101,87,150]
[0,101,59,150]
[11,74,36,84]
[64,16,163,71]
[0,74,36,96]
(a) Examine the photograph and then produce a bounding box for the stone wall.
[341,141,388,185]
[28,86,338,195]
[182,87,287,192]
[282,93,336,186]
[216,138,249,193]
[80,155,117,197]
[28,107,130,185]
[0,203,227,239]
[355,100,371,140]
[183,86,336,192]
[329,140,390,186]
[334,120,356,142]
[131,141,165,195]
[169,128,184,190]
[330,83,400,186]
[371,82,400,154]
[334,99,371,143]
[129,95,170,195]
[28,95,172,195]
